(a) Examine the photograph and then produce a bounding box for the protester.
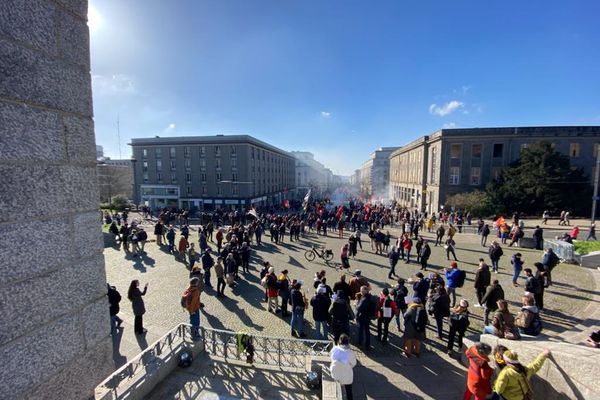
[107,283,123,335]
[356,286,374,351]
[481,280,505,325]
[290,281,307,337]
[493,350,551,400]
[419,240,432,271]
[349,270,369,300]
[214,256,226,297]
[264,266,279,313]
[515,295,543,336]
[447,299,470,356]
[463,342,493,400]
[311,285,332,340]
[182,278,202,339]
[403,297,427,357]
[510,253,523,287]
[445,237,458,261]
[481,224,490,247]
[445,261,463,307]
[483,300,518,340]
[330,333,357,400]
[330,290,354,344]
[542,248,559,285]
[388,246,400,279]
[412,272,431,305]
[488,241,503,273]
[429,285,450,339]
[376,288,397,343]
[474,259,491,307]
[278,269,291,317]
[127,280,148,335]
[333,275,351,300]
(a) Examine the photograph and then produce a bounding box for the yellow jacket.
[493,353,547,400]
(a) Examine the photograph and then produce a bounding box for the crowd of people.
[102,202,595,400]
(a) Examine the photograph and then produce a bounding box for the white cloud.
[163,123,176,133]
[429,100,464,117]
[320,111,331,118]
[443,122,457,129]
[92,74,137,96]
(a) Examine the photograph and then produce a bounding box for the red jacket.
[377,294,398,319]
[465,346,493,398]
[403,239,412,251]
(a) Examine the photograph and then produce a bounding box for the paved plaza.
[104,214,598,399]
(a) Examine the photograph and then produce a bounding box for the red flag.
[335,206,344,220]
[283,199,290,209]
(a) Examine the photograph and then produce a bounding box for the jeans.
[447,287,457,307]
[490,259,499,272]
[512,268,521,284]
[481,235,488,246]
[315,320,329,340]
[482,325,496,334]
[204,270,212,288]
[388,262,397,278]
[377,317,391,342]
[435,316,444,338]
[217,277,226,296]
[357,319,371,349]
[447,325,464,351]
[291,308,305,334]
[190,310,200,339]
[405,250,411,263]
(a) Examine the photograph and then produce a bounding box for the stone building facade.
[0,0,112,398]
[130,135,296,210]
[291,151,333,199]
[358,147,399,199]
[97,159,134,203]
[388,126,600,214]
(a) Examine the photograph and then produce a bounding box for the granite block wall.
[0,0,112,398]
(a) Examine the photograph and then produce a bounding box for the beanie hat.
[503,350,519,364]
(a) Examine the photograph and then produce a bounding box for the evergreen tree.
[486,141,591,215]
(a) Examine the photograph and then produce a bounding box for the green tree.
[111,194,129,211]
[486,141,591,216]
[445,190,493,217]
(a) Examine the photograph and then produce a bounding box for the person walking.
[435,225,445,246]
[447,299,470,356]
[403,297,427,357]
[182,278,202,339]
[510,253,523,287]
[311,286,332,340]
[445,237,458,261]
[388,246,400,279]
[481,224,490,247]
[586,223,597,241]
[493,349,551,400]
[463,342,493,400]
[419,240,431,271]
[127,280,148,335]
[107,283,123,335]
[474,260,491,307]
[376,288,397,343]
[488,241,503,273]
[214,256,226,297]
[429,286,450,339]
[329,333,357,400]
[290,282,307,337]
[340,243,351,270]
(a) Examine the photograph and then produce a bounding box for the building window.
[470,167,481,185]
[200,159,206,167]
[142,149,148,159]
[155,148,162,158]
[471,144,482,158]
[170,147,176,158]
[215,158,221,168]
[184,159,191,170]
[449,167,460,185]
[493,143,503,158]
[570,143,580,158]
[232,184,239,195]
[156,172,162,182]
[143,172,148,183]
[450,144,461,159]
[186,186,192,195]
[202,186,207,195]
[231,158,237,168]
[200,146,205,156]
[232,173,238,182]
[186,173,191,183]
[156,160,162,171]
[201,173,206,182]
[184,146,190,157]
[216,172,222,182]
[215,146,221,156]
[217,185,222,195]
[231,145,236,155]
[171,172,177,183]
[170,160,176,170]
[142,161,148,172]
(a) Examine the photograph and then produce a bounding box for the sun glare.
[88,4,103,34]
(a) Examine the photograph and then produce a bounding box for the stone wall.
[0,0,112,398]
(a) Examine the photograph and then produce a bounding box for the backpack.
[414,307,428,332]
[528,313,543,336]
[456,270,466,288]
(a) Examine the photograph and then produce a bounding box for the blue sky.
[89,0,600,175]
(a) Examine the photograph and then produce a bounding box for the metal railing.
[544,238,576,263]
[199,326,332,368]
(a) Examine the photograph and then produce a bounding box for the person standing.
[493,350,551,400]
[120,223,130,252]
[445,261,463,307]
[429,286,450,339]
[376,288,397,343]
[533,263,548,310]
[201,249,214,289]
[481,280,505,325]
[278,269,291,317]
[265,267,279,313]
[403,297,427,357]
[329,333,357,400]
[532,226,544,250]
[510,253,523,287]
[388,246,400,279]
[447,300,470,356]
[481,224,490,247]
[178,234,189,261]
[290,282,307,337]
[412,272,431,306]
[463,342,493,400]
[311,286,332,340]
[392,278,409,331]
[474,260,491,307]
[329,291,354,344]
[340,243,351,270]
[333,275,351,301]
[166,225,175,253]
[182,278,202,340]
[356,286,374,351]
[127,280,148,335]
[214,256,226,297]
[154,221,163,245]
[542,248,559,285]
[107,284,123,335]
[488,241,503,273]
[418,240,431,271]
[349,270,369,300]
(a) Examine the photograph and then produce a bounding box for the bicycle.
[304,246,334,263]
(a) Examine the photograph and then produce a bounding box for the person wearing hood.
[515,295,543,336]
[311,285,332,340]
[493,349,551,400]
[403,297,428,357]
[463,342,493,400]
[329,290,354,344]
[329,334,357,400]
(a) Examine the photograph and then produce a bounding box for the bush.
[111,194,129,211]
[445,190,493,218]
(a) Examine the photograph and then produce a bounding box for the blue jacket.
[511,255,523,270]
[446,269,462,289]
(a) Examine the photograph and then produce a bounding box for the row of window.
[449,142,586,159]
[143,171,239,184]
[140,145,294,166]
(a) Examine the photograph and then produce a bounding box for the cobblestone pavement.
[104,215,598,399]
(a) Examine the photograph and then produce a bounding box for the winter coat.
[330,345,357,385]
[430,293,450,319]
[333,281,351,300]
[330,299,354,324]
[446,269,462,289]
[481,284,504,310]
[377,294,398,319]
[419,244,431,260]
[492,310,516,338]
[515,305,542,336]
[489,245,503,261]
[474,266,491,290]
[465,346,493,398]
[311,294,332,322]
[130,287,147,316]
[291,288,305,310]
[493,353,548,400]
[413,279,430,304]
[403,303,427,340]
[349,276,368,300]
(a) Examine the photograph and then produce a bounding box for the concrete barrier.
[579,250,600,269]
[462,334,598,400]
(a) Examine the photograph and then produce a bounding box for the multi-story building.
[388,126,600,214]
[96,158,134,203]
[130,135,296,210]
[358,147,400,199]
[291,151,332,198]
